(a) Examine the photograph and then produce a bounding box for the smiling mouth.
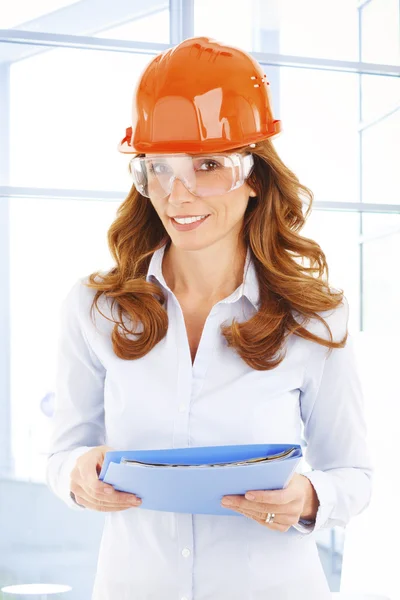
[169,214,211,219]
[170,215,210,223]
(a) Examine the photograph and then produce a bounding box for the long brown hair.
[84,139,348,370]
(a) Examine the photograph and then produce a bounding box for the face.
[145,152,257,252]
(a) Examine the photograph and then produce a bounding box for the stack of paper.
[121,445,299,468]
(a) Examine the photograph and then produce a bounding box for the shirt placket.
[169,293,221,600]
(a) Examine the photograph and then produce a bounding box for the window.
[2,0,170,42]
[361,0,400,64]
[194,0,359,60]
[362,110,399,205]
[1,1,399,597]
[9,46,152,191]
[10,196,118,481]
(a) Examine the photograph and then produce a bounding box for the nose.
[167,177,196,204]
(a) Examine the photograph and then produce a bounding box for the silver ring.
[265,512,275,524]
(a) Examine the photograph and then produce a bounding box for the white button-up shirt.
[46,242,373,600]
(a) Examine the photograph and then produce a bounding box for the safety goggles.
[128,152,254,199]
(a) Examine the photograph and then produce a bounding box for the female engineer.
[46,36,373,600]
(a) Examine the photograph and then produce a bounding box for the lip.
[169,214,211,218]
[170,214,211,232]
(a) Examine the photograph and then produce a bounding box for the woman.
[47,37,373,600]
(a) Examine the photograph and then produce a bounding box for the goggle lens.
[129,153,254,199]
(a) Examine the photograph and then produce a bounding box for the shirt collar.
[146,242,260,310]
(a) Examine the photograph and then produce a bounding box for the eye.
[196,159,221,172]
[148,162,172,176]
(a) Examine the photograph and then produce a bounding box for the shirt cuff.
[291,470,337,535]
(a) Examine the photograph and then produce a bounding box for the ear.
[249,190,257,197]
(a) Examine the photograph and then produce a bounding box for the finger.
[99,488,143,505]
[76,461,141,504]
[233,507,295,525]
[234,509,292,532]
[244,488,294,505]
[72,482,142,508]
[79,461,116,499]
[73,486,141,511]
[242,500,289,514]
[223,496,292,514]
[74,494,135,512]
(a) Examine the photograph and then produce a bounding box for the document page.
[120,446,298,468]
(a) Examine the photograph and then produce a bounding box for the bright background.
[0,0,399,598]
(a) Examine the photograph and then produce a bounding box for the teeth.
[173,215,208,225]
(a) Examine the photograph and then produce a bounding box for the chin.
[169,237,213,252]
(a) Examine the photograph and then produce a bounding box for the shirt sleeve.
[292,296,374,535]
[45,278,106,511]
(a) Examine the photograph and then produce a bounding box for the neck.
[162,239,247,304]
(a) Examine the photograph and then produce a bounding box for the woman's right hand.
[70,445,142,512]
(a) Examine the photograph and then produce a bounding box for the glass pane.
[361,0,400,65]
[95,9,169,43]
[361,74,400,124]
[362,212,400,237]
[361,110,400,204]
[362,230,400,332]
[194,0,359,60]
[301,210,361,330]
[0,0,78,27]
[2,1,170,42]
[8,43,152,191]
[271,67,359,204]
[10,196,118,481]
[339,329,399,595]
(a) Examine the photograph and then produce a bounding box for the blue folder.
[98,443,303,516]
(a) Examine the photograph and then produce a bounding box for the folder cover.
[98,443,303,516]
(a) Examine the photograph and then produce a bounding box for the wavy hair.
[84,139,348,370]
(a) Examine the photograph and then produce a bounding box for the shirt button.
[181,548,191,557]
[179,404,186,412]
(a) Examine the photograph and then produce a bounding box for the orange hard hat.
[118,36,281,154]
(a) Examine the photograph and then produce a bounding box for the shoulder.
[292,289,349,344]
[60,274,119,352]
[62,275,94,308]
[62,273,111,321]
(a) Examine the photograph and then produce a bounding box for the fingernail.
[221,498,232,506]
[104,488,113,494]
[131,498,142,505]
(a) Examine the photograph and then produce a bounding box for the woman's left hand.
[220,473,319,531]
